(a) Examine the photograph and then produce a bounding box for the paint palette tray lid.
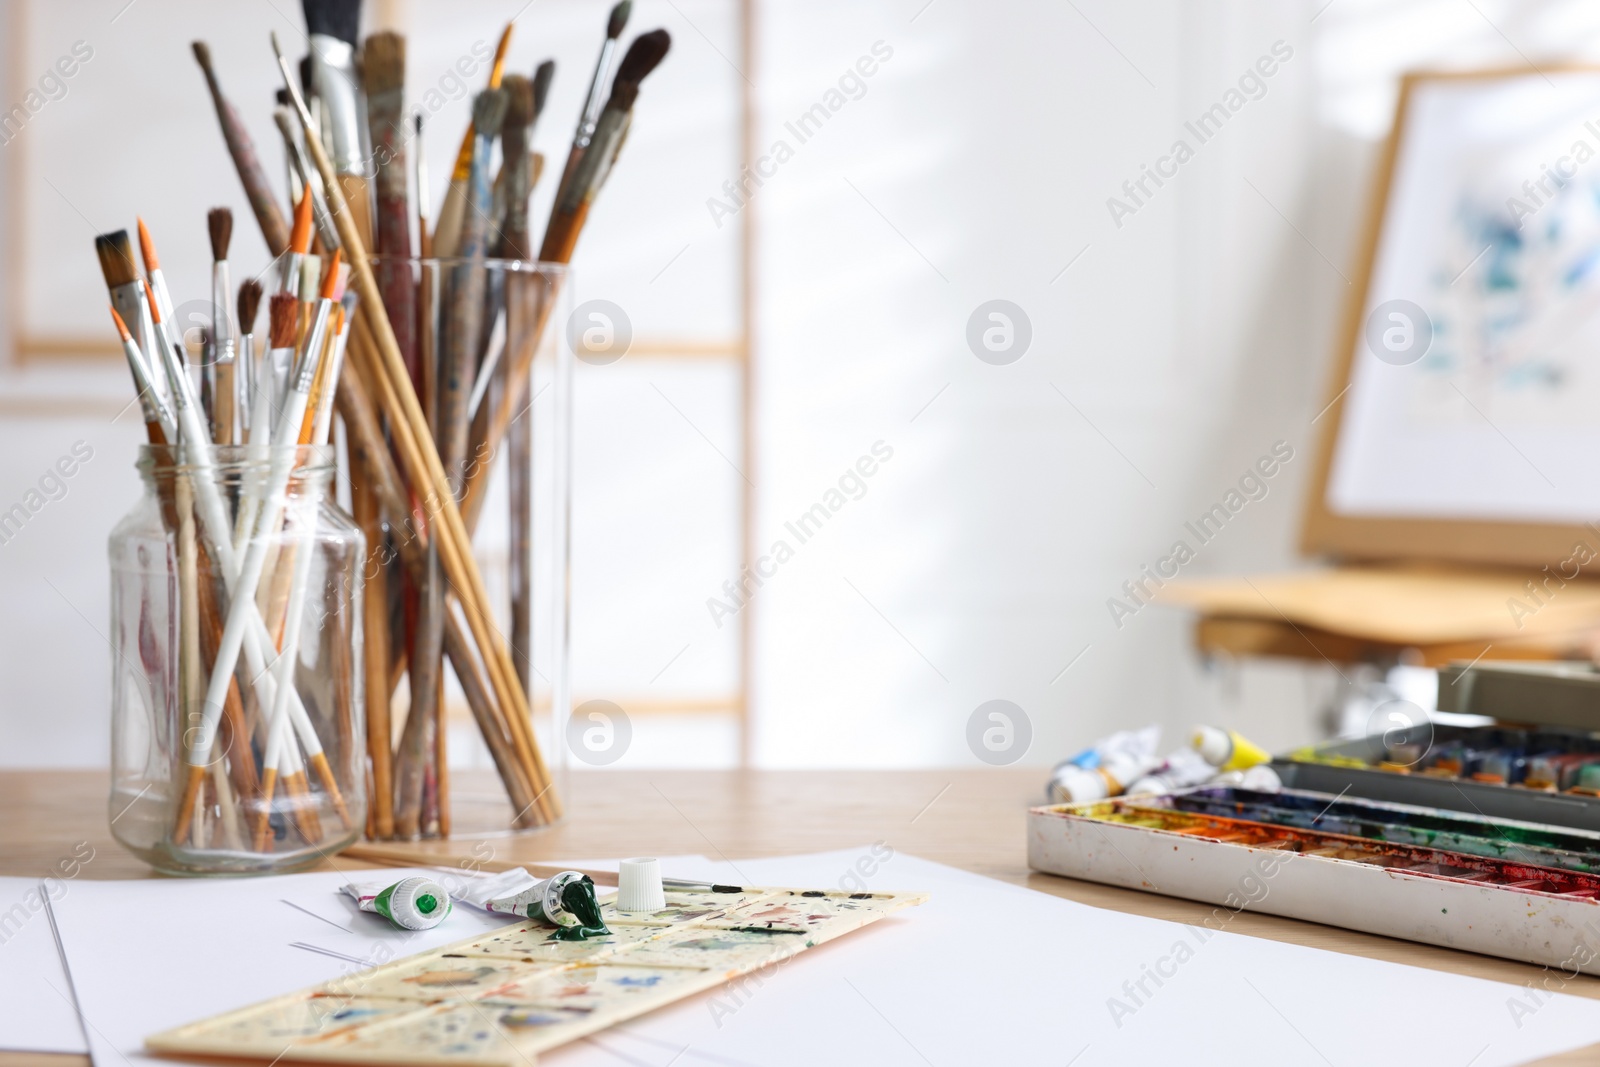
[1436,659,1600,730]
[1276,660,1600,832]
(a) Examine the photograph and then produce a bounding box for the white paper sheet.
[546,851,1600,1067]
[50,867,518,1067]
[0,877,87,1053]
[50,852,1600,1067]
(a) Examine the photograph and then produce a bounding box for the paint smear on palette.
[489,963,710,1011]
[457,921,666,963]
[335,1001,543,1060]
[626,925,812,971]
[204,996,429,1045]
[1167,787,1600,872]
[1074,796,1600,898]
[352,955,559,1002]
[707,891,892,933]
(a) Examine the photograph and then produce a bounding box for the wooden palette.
[145,885,928,1065]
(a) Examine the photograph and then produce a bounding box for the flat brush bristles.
[238,279,263,334]
[268,293,298,349]
[362,31,404,96]
[95,231,139,289]
[503,74,533,131]
[302,0,361,45]
[207,208,233,261]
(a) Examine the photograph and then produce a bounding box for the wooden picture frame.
[1302,66,1600,569]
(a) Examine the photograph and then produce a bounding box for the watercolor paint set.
[146,885,928,1065]
[1029,660,1600,970]
[1028,786,1600,973]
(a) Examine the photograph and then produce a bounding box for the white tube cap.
[1191,725,1231,767]
[617,857,667,913]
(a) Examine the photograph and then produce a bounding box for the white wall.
[3,0,1594,769]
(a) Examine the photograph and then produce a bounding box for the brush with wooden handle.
[431,23,513,258]
[207,208,237,445]
[363,30,417,384]
[550,1,630,210]
[460,31,670,526]
[192,41,291,256]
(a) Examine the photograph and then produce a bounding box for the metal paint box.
[1026,788,1600,973]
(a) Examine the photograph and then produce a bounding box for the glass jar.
[361,257,572,838]
[108,443,366,875]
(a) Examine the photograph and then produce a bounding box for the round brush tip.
[608,0,632,39]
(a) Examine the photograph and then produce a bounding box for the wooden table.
[6,768,1600,1066]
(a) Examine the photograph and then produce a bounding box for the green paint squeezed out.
[548,877,610,942]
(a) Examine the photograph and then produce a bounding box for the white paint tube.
[343,876,452,930]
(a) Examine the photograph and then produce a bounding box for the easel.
[1162,68,1600,728]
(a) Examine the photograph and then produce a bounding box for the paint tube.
[1126,747,1216,797]
[454,867,608,937]
[1047,725,1159,800]
[1050,747,1161,804]
[343,877,452,930]
[1210,764,1283,791]
[1190,726,1269,772]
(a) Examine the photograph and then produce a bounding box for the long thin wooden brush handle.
[195,43,290,255]
[282,62,556,821]
[347,310,551,820]
[335,353,537,821]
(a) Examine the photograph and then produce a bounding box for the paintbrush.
[437,89,506,497]
[237,278,263,437]
[275,109,341,253]
[208,208,237,445]
[304,0,371,244]
[467,64,552,421]
[459,35,669,525]
[397,89,511,835]
[431,23,513,258]
[95,231,148,362]
[136,219,192,382]
[297,255,324,348]
[267,292,299,418]
[280,182,315,297]
[551,1,630,209]
[363,30,417,384]
[109,307,173,445]
[542,30,671,264]
[185,252,347,830]
[192,40,291,255]
[261,277,356,844]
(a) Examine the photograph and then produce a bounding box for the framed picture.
[1303,67,1600,567]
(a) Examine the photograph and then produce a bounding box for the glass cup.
[108,443,365,874]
